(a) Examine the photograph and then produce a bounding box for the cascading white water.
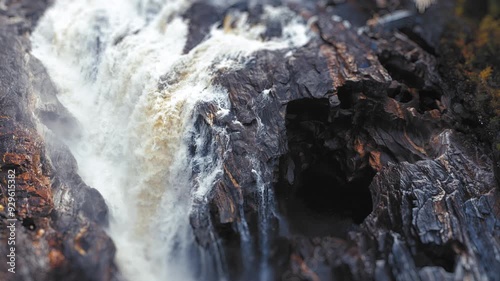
[31,1,310,280]
[252,164,273,281]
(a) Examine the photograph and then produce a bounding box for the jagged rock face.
[365,133,499,280]
[187,1,500,281]
[0,2,118,281]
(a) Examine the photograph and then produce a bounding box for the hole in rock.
[387,83,413,103]
[379,52,424,88]
[337,87,354,109]
[418,89,441,113]
[275,98,374,238]
[22,217,36,231]
[294,159,374,224]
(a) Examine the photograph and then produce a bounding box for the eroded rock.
[187,1,500,281]
[0,3,118,281]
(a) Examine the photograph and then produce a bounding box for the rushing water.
[31,0,309,280]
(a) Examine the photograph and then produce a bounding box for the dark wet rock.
[0,3,119,281]
[359,131,499,281]
[183,2,222,53]
[187,0,500,281]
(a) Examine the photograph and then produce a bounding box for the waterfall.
[252,165,273,281]
[31,1,310,280]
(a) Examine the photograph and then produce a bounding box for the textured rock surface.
[0,1,118,281]
[186,0,500,281]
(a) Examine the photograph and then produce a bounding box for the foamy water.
[31,0,310,280]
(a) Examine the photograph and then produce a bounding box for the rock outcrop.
[0,1,118,281]
[186,0,500,281]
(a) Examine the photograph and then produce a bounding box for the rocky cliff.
[0,1,118,281]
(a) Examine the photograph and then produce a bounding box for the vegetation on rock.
[440,0,500,149]
[439,0,500,186]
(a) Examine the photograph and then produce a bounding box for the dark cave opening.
[294,158,375,225]
[275,98,375,238]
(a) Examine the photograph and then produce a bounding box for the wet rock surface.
[0,2,118,281]
[188,0,500,281]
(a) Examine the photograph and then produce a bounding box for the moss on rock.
[438,0,500,185]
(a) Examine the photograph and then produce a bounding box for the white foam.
[31,1,311,280]
[414,0,436,12]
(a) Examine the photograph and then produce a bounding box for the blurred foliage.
[440,0,500,151]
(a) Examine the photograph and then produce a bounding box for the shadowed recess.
[275,98,374,238]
